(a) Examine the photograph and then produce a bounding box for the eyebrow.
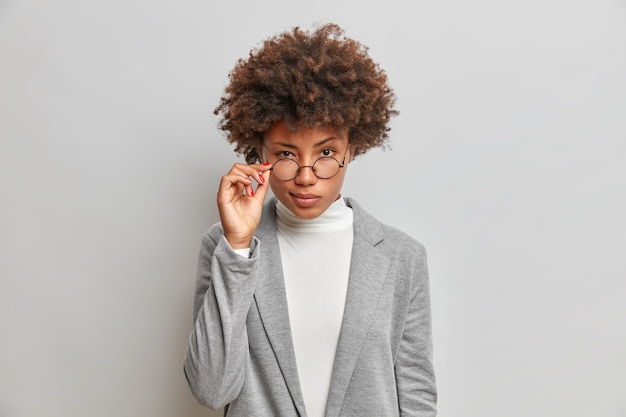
[268,137,342,149]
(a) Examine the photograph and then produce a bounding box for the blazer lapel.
[325,198,391,417]
[253,199,307,416]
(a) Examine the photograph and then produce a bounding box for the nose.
[294,164,318,185]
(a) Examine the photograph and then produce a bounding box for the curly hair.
[214,23,398,163]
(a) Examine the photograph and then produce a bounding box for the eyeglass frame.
[261,146,349,181]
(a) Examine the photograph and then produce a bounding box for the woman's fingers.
[251,171,271,202]
[240,163,271,189]
[218,163,271,200]
[217,173,249,204]
[216,162,273,248]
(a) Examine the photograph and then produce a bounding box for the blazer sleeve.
[183,225,259,409]
[395,245,438,416]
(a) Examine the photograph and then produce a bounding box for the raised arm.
[183,162,271,409]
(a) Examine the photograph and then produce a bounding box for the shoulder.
[382,222,427,255]
[345,196,427,259]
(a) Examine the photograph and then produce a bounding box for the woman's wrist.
[225,234,253,249]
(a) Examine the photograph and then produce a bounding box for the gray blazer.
[184,197,437,416]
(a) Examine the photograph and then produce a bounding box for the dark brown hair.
[214,23,398,163]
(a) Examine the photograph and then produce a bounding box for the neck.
[276,197,353,232]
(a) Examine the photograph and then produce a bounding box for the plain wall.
[1,0,625,416]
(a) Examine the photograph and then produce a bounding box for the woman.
[184,23,437,416]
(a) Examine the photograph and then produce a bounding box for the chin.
[289,205,324,220]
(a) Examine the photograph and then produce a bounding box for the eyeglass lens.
[271,157,341,180]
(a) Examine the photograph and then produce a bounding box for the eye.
[278,150,295,158]
[321,148,335,157]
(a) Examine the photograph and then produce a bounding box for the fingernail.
[263,162,271,166]
[259,174,265,183]
[250,188,255,197]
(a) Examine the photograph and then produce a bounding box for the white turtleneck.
[276,198,353,417]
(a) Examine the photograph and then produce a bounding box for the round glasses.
[269,154,347,181]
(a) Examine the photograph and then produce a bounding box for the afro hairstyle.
[214,23,398,163]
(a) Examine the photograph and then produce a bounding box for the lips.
[290,193,321,207]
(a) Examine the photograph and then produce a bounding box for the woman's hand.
[217,162,272,249]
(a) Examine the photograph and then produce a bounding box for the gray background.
[1,0,625,416]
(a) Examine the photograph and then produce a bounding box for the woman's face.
[261,120,351,219]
